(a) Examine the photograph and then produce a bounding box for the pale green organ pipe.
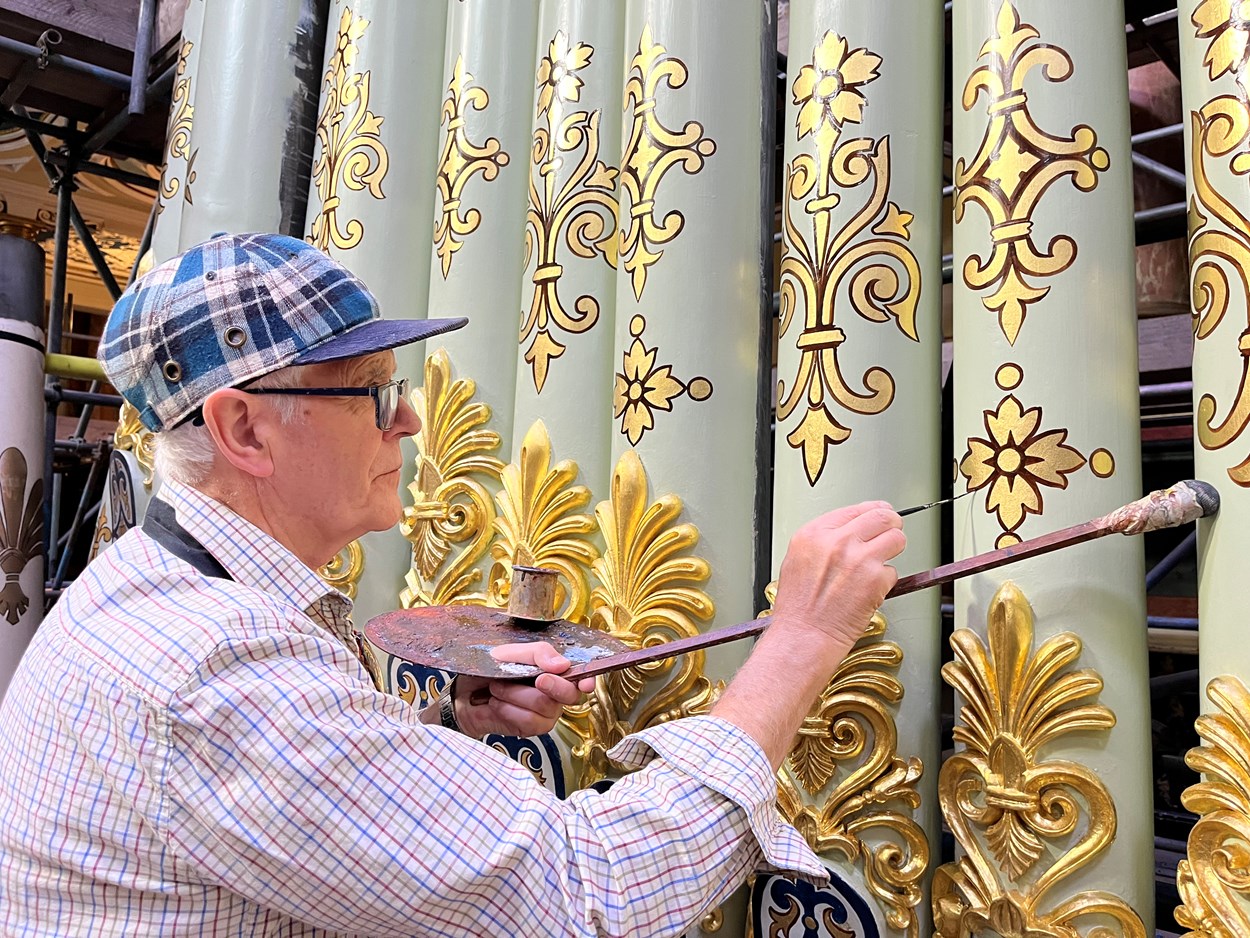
[426,0,540,461]
[947,1,1152,932]
[769,1,943,932]
[148,0,205,265]
[302,0,450,630]
[511,0,625,500]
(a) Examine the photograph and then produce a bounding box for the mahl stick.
[554,480,1219,681]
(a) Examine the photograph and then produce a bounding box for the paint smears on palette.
[365,605,631,680]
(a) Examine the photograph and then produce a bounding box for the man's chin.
[369,497,405,533]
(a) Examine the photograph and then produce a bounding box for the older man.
[0,232,904,937]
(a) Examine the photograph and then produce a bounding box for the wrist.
[765,612,862,662]
[438,678,464,734]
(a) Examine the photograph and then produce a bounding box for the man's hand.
[711,501,906,769]
[770,501,906,650]
[452,642,596,739]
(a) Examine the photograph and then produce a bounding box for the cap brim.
[291,316,468,365]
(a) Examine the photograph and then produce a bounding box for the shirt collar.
[154,480,354,637]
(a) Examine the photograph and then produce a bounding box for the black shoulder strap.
[141,498,233,581]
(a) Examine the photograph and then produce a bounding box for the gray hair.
[152,366,308,485]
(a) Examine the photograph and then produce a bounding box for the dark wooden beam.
[0,0,140,52]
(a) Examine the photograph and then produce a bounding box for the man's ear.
[200,389,277,478]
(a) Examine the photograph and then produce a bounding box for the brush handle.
[560,480,1219,681]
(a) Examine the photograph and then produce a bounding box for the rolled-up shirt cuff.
[607,715,830,883]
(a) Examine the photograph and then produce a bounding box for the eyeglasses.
[241,377,412,431]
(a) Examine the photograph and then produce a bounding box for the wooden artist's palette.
[364,604,631,680]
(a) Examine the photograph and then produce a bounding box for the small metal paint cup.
[509,565,559,623]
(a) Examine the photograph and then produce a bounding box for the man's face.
[264,350,420,558]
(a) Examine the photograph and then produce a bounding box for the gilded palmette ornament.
[560,449,718,787]
[400,350,504,607]
[433,56,510,278]
[932,581,1144,937]
[766,591,928,937]
[955,0,1109,345]
[488,420,597,621]
[1174,675,1250,937]
[308,7,389,253]
[778,31,922,486]
[617,24,716,301]
[522,31,619,393]
[114,401,156,491]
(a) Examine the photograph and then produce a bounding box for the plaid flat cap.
[98,232,466,432]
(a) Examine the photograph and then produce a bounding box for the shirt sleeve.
[158,629,826,938]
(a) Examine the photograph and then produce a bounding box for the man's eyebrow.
[353,361,394,385]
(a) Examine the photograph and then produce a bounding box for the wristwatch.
[438,678,461,734]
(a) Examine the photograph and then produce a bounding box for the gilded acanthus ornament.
[488,420,598,620]
[433,55,510,278]
[308,7,389,253]
[769,593,928,937]
[778,30,922,486]
[522,30,619,393]
[1175,675,1250,937]
[157,38,196,214]
[618,23,715,301]
[400,349,504,607]
[114,401,156,490]
[560,449,719,787]
[1189,3,1250,485]
[932,581,1144,938]
[955,0,1109,345]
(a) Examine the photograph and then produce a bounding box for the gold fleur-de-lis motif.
[932,581,1144,938]
[487,420,598,620]
[400,349,504,607]
[959,394,1087,546]
[522,31,619,393]
[955,1,1109,345]
[308,7,389,253]
[433,56,510,278]
[766,587,928,937]
[157,39,196,215]
[1189,6,1250,486]
[1174,675,1250,937]
[778,31,922,486]
[618,24,715,300]
[612,315,712,445]
[0,448,42,626]
[561,449,718,787]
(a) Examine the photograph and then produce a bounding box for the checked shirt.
[0,481,825,937]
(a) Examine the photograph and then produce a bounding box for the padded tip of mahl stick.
[1182,479,1220,517]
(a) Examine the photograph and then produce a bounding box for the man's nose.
[390,389,421,436]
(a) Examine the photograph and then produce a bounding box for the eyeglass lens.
[377,378,410,430]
